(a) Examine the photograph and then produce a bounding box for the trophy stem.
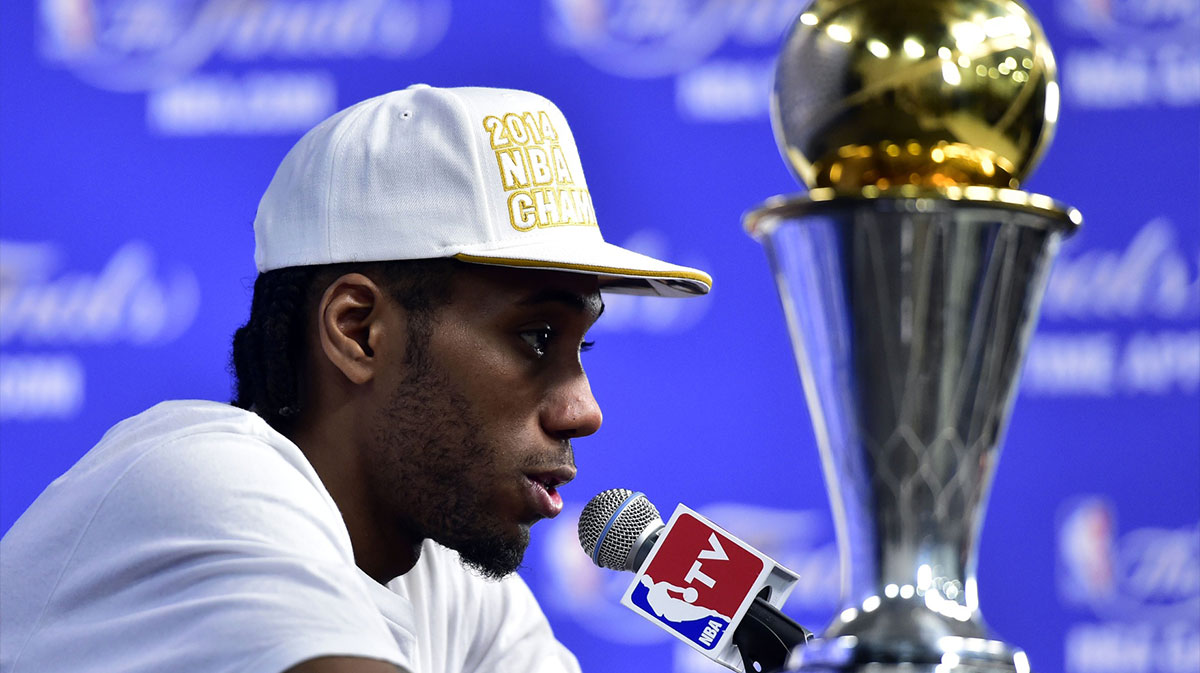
[747,191,1079,671]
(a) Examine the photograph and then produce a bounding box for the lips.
[524,465,576,519]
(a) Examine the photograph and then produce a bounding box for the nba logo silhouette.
[622,505,771,657]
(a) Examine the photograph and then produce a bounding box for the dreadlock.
[230,258,460,434]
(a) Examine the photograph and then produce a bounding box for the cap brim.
[453,240,711,297]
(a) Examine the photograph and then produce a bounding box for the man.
[0,85,710,673]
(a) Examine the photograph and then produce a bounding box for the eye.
[520,325,554,358]
[580,340,596,353]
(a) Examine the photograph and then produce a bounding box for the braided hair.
[230,259,459,433]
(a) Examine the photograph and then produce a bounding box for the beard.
[367,340,529,581]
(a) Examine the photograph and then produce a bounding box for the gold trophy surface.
[744,0,1081,670]
[774,0,1058,192]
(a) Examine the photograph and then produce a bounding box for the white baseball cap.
[253,84,711,297]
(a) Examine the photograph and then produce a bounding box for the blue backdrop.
[2,2,1197,672]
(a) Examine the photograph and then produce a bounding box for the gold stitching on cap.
[452,253,713,289]
[483,110,598,233]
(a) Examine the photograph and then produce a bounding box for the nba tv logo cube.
[621,505,772,661]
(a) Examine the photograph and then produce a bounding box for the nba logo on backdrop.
[622,507,769,652]
[1058,498,1200,619]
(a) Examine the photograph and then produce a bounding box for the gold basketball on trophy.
[772,0,1059,192]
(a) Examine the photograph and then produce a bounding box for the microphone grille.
[578,488,662,571]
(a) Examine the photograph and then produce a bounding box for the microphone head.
[578,488,663,571]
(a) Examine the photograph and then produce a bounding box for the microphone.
[578,489,812,673]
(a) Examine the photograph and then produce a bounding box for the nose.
[542,372,603,440]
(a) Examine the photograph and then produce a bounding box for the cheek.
[439,337,543,425]
[470,388,540,450]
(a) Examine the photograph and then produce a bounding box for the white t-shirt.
[1,400,580,673]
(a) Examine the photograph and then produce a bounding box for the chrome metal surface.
[749,195,1073,671]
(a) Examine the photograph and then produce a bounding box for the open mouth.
[524,467,575,518]
[530,473,568,490]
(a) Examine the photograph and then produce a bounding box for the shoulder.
[6,400,325,539]
[1,401,399,673]
[4,399,354,581]
[85,400,351,559]
[79,400,328,504]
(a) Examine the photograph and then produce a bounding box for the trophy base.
[788,663,1023,673]
[784,598,1029,673]
[787,638,1027,672]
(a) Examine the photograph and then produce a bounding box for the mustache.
[521,440,575,469]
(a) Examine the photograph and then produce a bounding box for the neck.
[287,416,422,584]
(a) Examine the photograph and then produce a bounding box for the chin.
[445,525,530,581]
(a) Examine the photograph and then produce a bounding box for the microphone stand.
[731,596,813,673]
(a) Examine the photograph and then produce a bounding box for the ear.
[315,273,401,386]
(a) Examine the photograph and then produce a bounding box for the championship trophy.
[743,0,1081,670]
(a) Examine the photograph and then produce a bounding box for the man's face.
[366,265,604,579]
